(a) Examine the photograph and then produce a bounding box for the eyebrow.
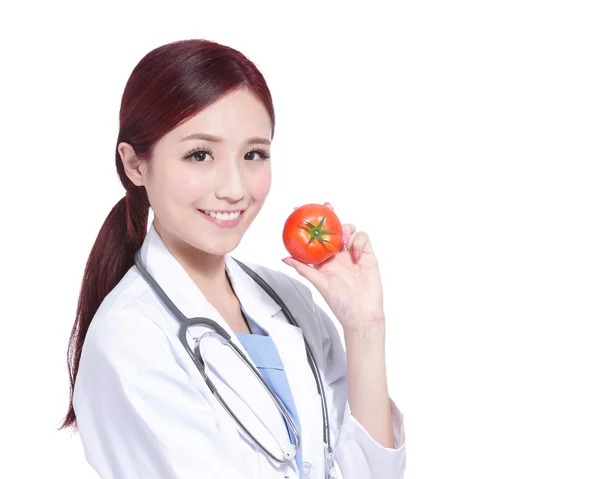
[180,133,271,145]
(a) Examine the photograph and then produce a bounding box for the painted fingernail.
[281,258,296,268]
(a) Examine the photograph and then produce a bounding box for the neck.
[153,221,232,299]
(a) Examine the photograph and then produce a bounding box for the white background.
[1,1,599,478]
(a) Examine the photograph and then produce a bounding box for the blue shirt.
[235,306,303,474]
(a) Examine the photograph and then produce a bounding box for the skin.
[119,87,396,449]
[283,206,396,448]
[119,87,271,331]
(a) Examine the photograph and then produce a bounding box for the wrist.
[343,320,386,343]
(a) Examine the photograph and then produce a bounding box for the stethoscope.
[134,249,335,477]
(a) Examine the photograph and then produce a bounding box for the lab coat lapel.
[223,257,314,393]
[139,224,292,460]
[223,255,281,326]
[225,257,325,468]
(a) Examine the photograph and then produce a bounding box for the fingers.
[346,228,375,262]
[348,231,370,261]
[281,257,327,291]
[342,223,356,248]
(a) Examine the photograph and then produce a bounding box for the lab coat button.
[302,462,313,478]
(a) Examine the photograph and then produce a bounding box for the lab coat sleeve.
[73,309,248,479]
[310,300,407,478]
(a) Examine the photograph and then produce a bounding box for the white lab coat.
[73,223,406,478]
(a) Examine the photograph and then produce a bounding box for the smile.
[198,209,244,228]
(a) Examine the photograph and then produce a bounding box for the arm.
[281,201,406,477]
[344,322,394,448]
[313,302,406,479]
[73,310,248,479]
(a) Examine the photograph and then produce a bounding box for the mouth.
[198,209,245,228]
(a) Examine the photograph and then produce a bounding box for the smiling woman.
[118,86,273,257]
[61,38,406,479]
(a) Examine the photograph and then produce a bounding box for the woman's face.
[129,87,272,257]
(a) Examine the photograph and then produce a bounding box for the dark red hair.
[60,39,275,430]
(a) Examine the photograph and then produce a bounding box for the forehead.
[165,88,272,144]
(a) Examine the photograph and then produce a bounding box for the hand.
[282,202,385,332]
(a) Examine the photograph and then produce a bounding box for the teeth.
[203,210,241,221]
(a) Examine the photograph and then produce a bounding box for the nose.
[214,157,246,203]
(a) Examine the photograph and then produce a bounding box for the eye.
[245,148,271,161]
[184,147,214,162]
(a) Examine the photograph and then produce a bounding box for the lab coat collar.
[225,252,283,321]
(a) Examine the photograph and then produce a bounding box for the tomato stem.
[301,215,337,246]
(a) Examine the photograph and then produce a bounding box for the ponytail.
[60,186,149,430]
[60,37,276,431]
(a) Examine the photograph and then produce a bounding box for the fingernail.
[343,231,348,244]
[354,249,361,261]
[282,258,293,266]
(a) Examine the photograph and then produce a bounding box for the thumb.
[282,257,327,291]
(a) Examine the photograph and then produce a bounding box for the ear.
[118,141,147,187]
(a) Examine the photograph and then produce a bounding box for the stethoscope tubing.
[133,249,331,467]
[232,257,333,455]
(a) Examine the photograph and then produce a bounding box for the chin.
[195,237,242,257]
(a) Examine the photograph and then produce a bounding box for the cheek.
[164,169,211,203]
[248,167,271,200]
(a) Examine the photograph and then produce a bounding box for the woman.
[61,39,406,479]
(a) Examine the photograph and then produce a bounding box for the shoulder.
[236,258,316,309]
[81,266,173,365]
[74,267,184,418]
[72,271,197,427]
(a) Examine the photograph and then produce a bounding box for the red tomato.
[282,203,343,265]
